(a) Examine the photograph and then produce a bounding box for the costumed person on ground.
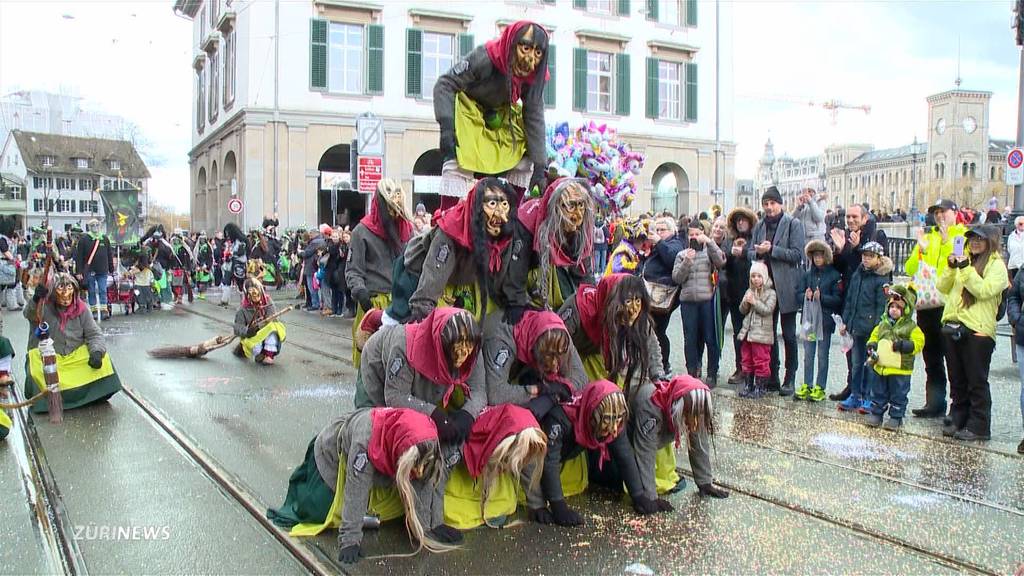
[220,223,249,307]
[627,374,729,500]
[347,178,413,363]
[23,273,121,413]
[75,219,114,319]
[233,277,286,365]
[267,407,459,565]
[0,317,14,439]
[518,177,595,310]
[433,20,550,198]
[385,177,530,325]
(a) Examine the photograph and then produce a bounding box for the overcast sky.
[0,1,1020,213]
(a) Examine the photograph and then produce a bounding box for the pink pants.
[741,340,772,377]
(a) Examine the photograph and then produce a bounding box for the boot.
[737,373,754,398]
[728,369,744,386]
[779,374,795,397]
[911,381,947,418]
[751,376,768,399]
[829,385,851,402]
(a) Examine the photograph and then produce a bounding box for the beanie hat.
[761,186,783,204]
[861,241,884,256]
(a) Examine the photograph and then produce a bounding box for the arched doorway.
[412,149,443,214]
[318,143,362,228]
[651,163,689,216]
[209,160,220,230]
[223,151,238,224]
[195,167,208,233]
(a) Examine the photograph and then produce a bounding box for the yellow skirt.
[240,321,287,359]
[454,92,526,175]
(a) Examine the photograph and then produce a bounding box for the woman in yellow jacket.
[936,224,1008,442]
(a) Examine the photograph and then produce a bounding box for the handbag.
[644,278,679,314]
[911,252,944,310]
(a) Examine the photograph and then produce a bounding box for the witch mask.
[511,25,545,78]
[481,188,511,238]
[591,392,628,441]
[558,183,588,234]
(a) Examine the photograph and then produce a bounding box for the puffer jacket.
[672,240,725,303]
[738,284,777,345]
[797,239,842,333]
[841,256,894,338]
[867,284,925,376]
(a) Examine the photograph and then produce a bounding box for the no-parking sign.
[227,197,244,214]
[1007,147,1024,186]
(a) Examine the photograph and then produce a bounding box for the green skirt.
[24,347,122,414]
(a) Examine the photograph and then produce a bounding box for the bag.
[833,314,854,353]
[152,261,164,283]
[911,253,944,310]
[0,259,16,285]
[644,279,679,314]
[798,296,824,342]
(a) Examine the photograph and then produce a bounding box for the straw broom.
[147,304,297,359]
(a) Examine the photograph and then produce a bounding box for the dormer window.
[41,155,54,167]
[108,159,121,171]
[76,158,90,169]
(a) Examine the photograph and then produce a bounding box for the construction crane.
[737,93,872,125]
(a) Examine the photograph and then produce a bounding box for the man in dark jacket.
[644,216,684,374]
[746,186,805,395]
[75,219,114,317]
[1002,267,1024,454]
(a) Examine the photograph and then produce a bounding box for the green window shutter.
[615,53,630,116]
[685,62,698,122]
[458,33,475,59]
[310,18,327,90]
[367,24,384,95]
[646,0,658,21]
[686,0,697,26]
[573,0,587,9]
[617,0,630,16]
[543,44,557,108]
[406,28,422,98]
[646,57,659,119]
[573,48,587,111]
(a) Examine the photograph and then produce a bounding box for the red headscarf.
[405,307,478,408]
[650,375,709,448]
[484,20,550,105]
[518,178,593,270]
[512,310,574,396]
[573,274,629,363]
[435,182,512,273]
[360,194,412,246]
[55,298,88,332]
[563,380,622,470]
[462,404,539,477]
[369,408,438,477]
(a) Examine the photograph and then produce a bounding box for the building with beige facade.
[172,0,736,231]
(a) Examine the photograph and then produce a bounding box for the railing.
[888,237,917,277]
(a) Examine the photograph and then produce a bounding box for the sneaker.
[856,400,873,414]
[808,385,826,402]
[829,385,851,402]
[865,413,883,427]
[953,429,991,442]
[837,395,862,412]
[882,418,903,431]
[197,293,206,300]
[794,383,810,400]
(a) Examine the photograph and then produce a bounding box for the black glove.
[541,380,573,404]
[88,350,104,369]
[528,163,547,198]
[33,284,47,303]
[430,408,460,443]
[245,325,259,338]
[527,394,556,422]
[429,524,464,544]
[449,410,474,444]
[548,499,583,527]
[337,544,362,564]
[352,287,372,312]
[503,305,526,326]
[632,495,674,515]
[892,339,915,353]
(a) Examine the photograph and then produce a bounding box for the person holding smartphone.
[672,221,726,387]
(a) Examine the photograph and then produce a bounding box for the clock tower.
[926,89,992,202]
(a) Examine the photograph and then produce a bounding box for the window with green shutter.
[573,0,587,9]
[645,57,658,119]
[367,24,384,94]
[543,44,556,108]
[617,0,630,16]
[685,62,697,122]
[310,18,327,90]
[646,0,658,21]
[572,47,587,111]
[686,0,697,26]
[458,33,474,59]
[615,53,630,116]
[406,28,422,98]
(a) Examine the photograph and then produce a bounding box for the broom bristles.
[48,387,63,424]
[147,335,237,359]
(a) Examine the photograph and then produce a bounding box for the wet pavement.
[1,290,1023,574]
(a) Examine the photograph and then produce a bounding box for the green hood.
[887,283,917,321]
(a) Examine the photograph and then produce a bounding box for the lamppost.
[910,136,919,230]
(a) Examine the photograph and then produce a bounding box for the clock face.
[935,117,946,135]
[962,116,977,134]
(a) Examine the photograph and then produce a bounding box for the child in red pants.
[737,261,777,398]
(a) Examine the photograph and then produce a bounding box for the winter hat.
[861,241,885,256]
[761,186,783,205]
[749,261,772,287]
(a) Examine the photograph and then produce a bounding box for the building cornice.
[315,0,384,13]
[496,19,555,33]
[647,39,699,55]
[409,8,474,23]
[575,28,631,47]
[926,89,993,103]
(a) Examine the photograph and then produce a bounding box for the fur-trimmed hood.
[726,206,757,238]
[866,255,894,277]
[804,239,833,265]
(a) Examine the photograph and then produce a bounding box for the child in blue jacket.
[838,241,893,413]
[795,240,842,401]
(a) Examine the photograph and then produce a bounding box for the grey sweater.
[557,295,665,383]
[793,197,826,242]
[24,301,106,356]
[671,241,725,303]
[346,223,400,297]
[233,300,278,337]
[359,325,487,419]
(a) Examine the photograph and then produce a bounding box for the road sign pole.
[1016,46,1024,210]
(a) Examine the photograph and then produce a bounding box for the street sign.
[358,156,383,194]
[1007,147,1024,186]
[356,114,384,156]
[227,197,243,214]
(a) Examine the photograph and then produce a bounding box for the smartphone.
[952,236,965,258]
[689,238,703,252]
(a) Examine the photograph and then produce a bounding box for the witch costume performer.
[233,278,286,365]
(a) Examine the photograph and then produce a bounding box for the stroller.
[106,271,136,315]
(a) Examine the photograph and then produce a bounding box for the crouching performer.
[233,278,286,365]
[23,273,121,412]
[628,375,729,500]
[266,407,458,564]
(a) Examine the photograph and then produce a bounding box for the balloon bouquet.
[544,121,645,215]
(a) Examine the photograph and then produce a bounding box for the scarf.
[573,274,628,364]
[518,178,592,270]
[55,298,88,332]
[512,310,574,395]
[650,375,709,448]
[462,404,539,477]
[361,194,412,248]
[436,183,512,274]
[563,380,620,470]
[405,308,478,408]
[242,293,271,320]
[368,408,438,477]
[484,20,550,105]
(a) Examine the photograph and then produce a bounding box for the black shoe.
[911,405,946,418]
[1018,439,1024,454]
[828,385,851,402]
[942,421,958,437]
[779,380,794,397]
[706,375,718,390]
[953,429,991,442]
[766,378,780,392]
[727,369,744,386]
